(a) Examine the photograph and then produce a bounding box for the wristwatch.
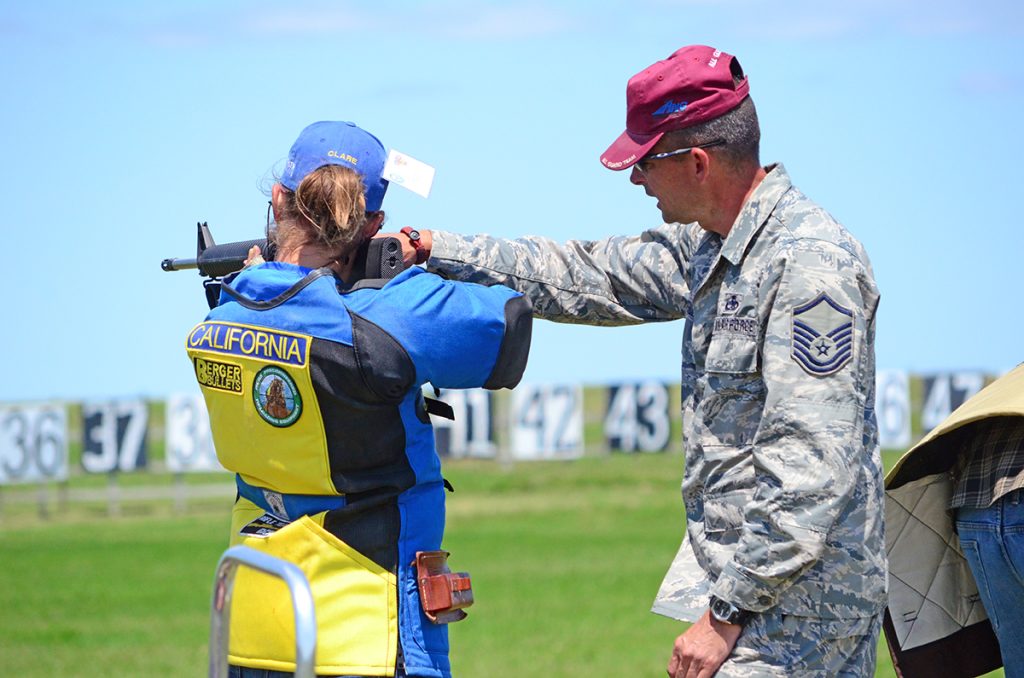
[400,226,429,265]
[709,595,751,626]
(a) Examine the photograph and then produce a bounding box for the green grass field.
[0,453,1005,677]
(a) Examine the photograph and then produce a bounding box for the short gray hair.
[664,95,760,169]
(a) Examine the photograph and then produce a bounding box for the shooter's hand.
[375,228,432,267]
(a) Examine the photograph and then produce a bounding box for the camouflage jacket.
[427,164,887,621]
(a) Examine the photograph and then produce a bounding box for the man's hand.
[667,611,743,678]
[376,229,432,267]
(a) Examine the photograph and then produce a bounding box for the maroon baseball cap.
[601,45,749,170]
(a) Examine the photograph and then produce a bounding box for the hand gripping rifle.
[162,222,404,308]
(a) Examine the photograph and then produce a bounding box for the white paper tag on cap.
[382,149,435,199]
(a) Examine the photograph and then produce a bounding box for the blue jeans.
[956,489,1024,678]
[229,668,407,678]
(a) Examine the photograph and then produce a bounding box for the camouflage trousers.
[716,612,881,677]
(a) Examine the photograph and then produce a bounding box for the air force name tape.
[791,293,854,376]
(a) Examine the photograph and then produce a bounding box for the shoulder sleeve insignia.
[790,293,854,376]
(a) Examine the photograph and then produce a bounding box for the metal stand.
[208,546,317,678]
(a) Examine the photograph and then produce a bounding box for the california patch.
[791,293,854,376]
[252,366,302,427]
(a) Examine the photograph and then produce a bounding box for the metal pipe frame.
[208,545,317,678]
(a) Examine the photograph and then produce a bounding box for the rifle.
[162,222,404,308]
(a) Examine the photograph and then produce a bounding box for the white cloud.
[630,0,1023,39]
[238,7,372,36]
[735,16,861,40]
[956,71,1023,95]
[429,6,574,39]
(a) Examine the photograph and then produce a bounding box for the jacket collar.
[719,163,791,266]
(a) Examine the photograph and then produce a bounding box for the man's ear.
[691,148,712,183]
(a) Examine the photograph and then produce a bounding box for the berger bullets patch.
[194,357,243,394]
[240,512,291,538]
[791,293,854,376]
[253,365,302,427]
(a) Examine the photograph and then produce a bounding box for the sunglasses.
[635,139,725,174]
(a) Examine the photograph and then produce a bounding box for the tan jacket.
[884,363,1024,677]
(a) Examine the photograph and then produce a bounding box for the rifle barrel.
[161,257,199,271]
[160,238,268,277]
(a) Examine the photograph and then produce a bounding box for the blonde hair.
[273,165,372,254]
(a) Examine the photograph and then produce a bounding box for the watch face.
[710,597,748,625]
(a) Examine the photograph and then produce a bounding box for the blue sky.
[2,1,1022,400]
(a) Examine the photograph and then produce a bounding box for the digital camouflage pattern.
[427,164,887,626]
[716,611,881,677]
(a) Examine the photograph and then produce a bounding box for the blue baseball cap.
[280,121,389,211]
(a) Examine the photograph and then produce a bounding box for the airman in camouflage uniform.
[388,45,887,676]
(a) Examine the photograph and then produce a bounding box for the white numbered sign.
[510,385,583,460]
[0,404,69,485]
[920,372,987,434]
[875,370,911,450]
[165,394,223,473]
[431,389,496,459]
[604,382,671,452]
[81,400,149,473]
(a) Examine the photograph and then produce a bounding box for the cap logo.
[653,100,688,117]
[708,49,722,67]
[327,150,358,164]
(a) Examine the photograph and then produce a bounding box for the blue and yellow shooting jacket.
[186,262,531,677]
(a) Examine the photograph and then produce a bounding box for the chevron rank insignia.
[791,293,854,376]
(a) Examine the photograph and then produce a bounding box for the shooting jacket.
[187,262,531,678]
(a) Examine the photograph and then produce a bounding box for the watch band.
[400,226,429,265]
[709,595,751,626]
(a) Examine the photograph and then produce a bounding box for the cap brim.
[600,130,663,171]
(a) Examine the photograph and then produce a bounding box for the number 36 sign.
[0,404,69,485]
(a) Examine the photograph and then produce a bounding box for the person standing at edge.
[885,363,1024,677]
[382,45,887,676]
